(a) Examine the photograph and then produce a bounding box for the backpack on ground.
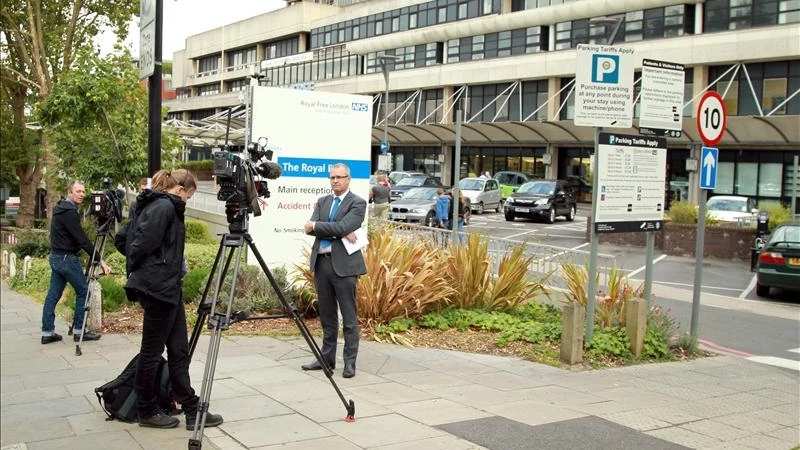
[94,353,177,422]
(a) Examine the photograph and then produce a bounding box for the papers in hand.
[343,227,368,255]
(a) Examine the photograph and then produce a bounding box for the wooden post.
[626,298,647,357]
[88,280,103,331]
[560,303,585,365]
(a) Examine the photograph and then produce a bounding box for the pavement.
[1,281,799,450]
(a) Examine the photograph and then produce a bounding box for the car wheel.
[755,282,770,297]
[546,207,556,224]
[566,205,576,222]
[425,211,436,228]
[504,212,515,221]
[477,202,485,214]
[496,200,503,213]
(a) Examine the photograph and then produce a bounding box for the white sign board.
[574,44,635,128]
[139,20,155,80]
[640,59,685,133]
[140,0,156,26]
[594,133,667,233]
[248,87,372,267]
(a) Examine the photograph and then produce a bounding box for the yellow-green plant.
[757,202,792,232]
[559,261,598,306]
[484,240,550,310]
[595,266,643,328]
[441,232,492,309]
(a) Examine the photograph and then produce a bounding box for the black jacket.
[50,199,100,261]
[114,190,185,305]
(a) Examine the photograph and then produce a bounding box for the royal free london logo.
[591,54,620,83]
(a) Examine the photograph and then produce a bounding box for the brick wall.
[585,218,755,260]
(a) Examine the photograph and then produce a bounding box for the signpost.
[691,91,727,340]
[574,44,636,128]
[639,59,684,138]
[139,0,156,80]
[594,133,668,233]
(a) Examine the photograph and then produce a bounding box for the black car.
[503,179,577,223]
[390,175,443,201]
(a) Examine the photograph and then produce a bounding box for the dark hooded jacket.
[114,190,185,305]
[50,199,100,261]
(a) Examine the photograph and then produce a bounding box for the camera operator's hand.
[100,261,111,276]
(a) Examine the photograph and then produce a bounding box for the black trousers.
[134,293,198,416]
[314,255,359,366]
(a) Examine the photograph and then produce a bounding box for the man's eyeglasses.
[329,175,349,180]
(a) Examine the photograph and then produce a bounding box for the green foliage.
[642,326,670,359]
[757,202,792,232]
[9,257,51,298]
[177,160,213,172]
[375,318,415,336]
[648,304,678,340]
[676,331,699,354]
[586,327,632,359]
[98,277,128,312]
[665,201,719,226]
[185,219,215,244]
[182,267,210,302]
[185,243,219,271]
[12,229,50,258]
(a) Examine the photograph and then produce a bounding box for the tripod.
[73,225,111,356]
[186,214,356,450]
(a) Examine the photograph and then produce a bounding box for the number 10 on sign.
[696,91,727,146]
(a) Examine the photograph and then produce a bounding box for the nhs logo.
[351,102,369,112]
[591,54,619,83]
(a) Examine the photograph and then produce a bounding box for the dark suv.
[390,175,443,201]
[503,179,577,223]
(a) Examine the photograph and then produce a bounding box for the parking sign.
[575,44,635,128]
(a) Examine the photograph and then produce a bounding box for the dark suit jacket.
[309,191,368,277]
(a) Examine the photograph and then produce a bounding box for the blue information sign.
[699,147,718,190]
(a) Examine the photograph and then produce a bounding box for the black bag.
[94,354,177,422]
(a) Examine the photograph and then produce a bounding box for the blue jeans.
[42,254,88,334]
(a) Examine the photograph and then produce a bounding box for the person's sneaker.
[41,333,63,345]
[185,411,224,430]
[139,411,179,429]
[73,330,102,342]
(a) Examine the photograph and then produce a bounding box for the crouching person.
[114,169,223,430]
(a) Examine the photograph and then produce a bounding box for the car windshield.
[707,198,748,213]
[403,187,438,200]
[397,177,426,187]
[769,226,800,247]
[459,179,484,190]
[517,181,555,195]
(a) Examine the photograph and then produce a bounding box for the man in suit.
[303,163,367,378]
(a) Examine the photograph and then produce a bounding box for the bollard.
[9,252,16,278]
[626,298,647,358]
[1,250,7,276]
[88,279,103,331]
[23,256,32,281]
[560,303,585,365]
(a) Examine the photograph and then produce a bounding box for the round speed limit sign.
[696,91,727,146]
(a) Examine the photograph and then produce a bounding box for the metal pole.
[585,128,601,343]
[644,231,654,308]
[792,155,798,223]
[382,62,390,168]
[147,0,163,176]
[690,189,707,339]
[453,110,462,242]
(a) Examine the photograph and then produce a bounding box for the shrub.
[12,229,50,258]
[185,219,215,244]
[757,202,792,232]
[9,257,51,297]
[586,327,632,359]
[185,243,218,271]
[98,276,128,312]
[177,160,213,172]
[183,267,210,302]
[665,200,719,226]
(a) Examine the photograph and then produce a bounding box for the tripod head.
[224,201,251,234]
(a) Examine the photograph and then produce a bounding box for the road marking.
[745,356,800,372]
[739,275,757,298]
[572,242,589,250]
[699,339,753,357]
[647,279,743,292]
[789,348,800,354]
[506,230,536,239]
[626,254,668,278]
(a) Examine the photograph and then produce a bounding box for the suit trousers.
[134,293,198,416]
[314,255,359,365]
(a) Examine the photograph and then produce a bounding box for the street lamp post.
[377,55,401,169]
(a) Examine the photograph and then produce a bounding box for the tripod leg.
[189,235,246,450]
[188,237,235,359]
[245,234,356,421]
[76,233,108,356]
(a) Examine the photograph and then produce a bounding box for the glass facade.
[462,147,547,179]
[709,60,800,115]
[705,0,800,32]
[713,150,800,207]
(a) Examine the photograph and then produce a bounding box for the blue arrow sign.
[699,146,718,190]
[380,140,390,153]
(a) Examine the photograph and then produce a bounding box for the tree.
[0,0,138,227]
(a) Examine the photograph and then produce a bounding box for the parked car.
[388,187,440,227]
[566,175,592,200]
[388,171,424,185]
[503,179,577,223]
[390,175,443,201]
[756,224,800,297]
[494,171,539,199]
[369,175,394,187]
[458,178,503,214]
[706,195,757,223]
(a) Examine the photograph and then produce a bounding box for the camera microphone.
[257,161,282,179]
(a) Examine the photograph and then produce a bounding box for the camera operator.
[41,181,110,345]
[114,169,223,430]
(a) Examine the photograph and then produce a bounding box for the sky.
[98,0,286,60]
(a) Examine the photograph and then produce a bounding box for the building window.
[197,83,220,96]
[227,79,248,92]
[410,13,418,28]
[227,47,256,71]
[458,3,468,19]
[197,55,219,75]
[438,7,447,23]
[447,39,460,63]
[497,30,512,56]
[710,61,800,116]
[705,0,799,31]
[780,0,800,23]
[472,35,485,60]
[375,20,383,35]
[421,89,443,123]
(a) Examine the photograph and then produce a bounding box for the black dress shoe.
[74,330,101,342]
[139,411,179,428]
[41,333,63,345]
[301,360,333,371]
[342,362,356,378]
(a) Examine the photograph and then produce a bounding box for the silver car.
[389,187,440,227]
[459,178,503,214]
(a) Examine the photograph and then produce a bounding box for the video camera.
[89,178,124,232]
[214,136,282,232]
